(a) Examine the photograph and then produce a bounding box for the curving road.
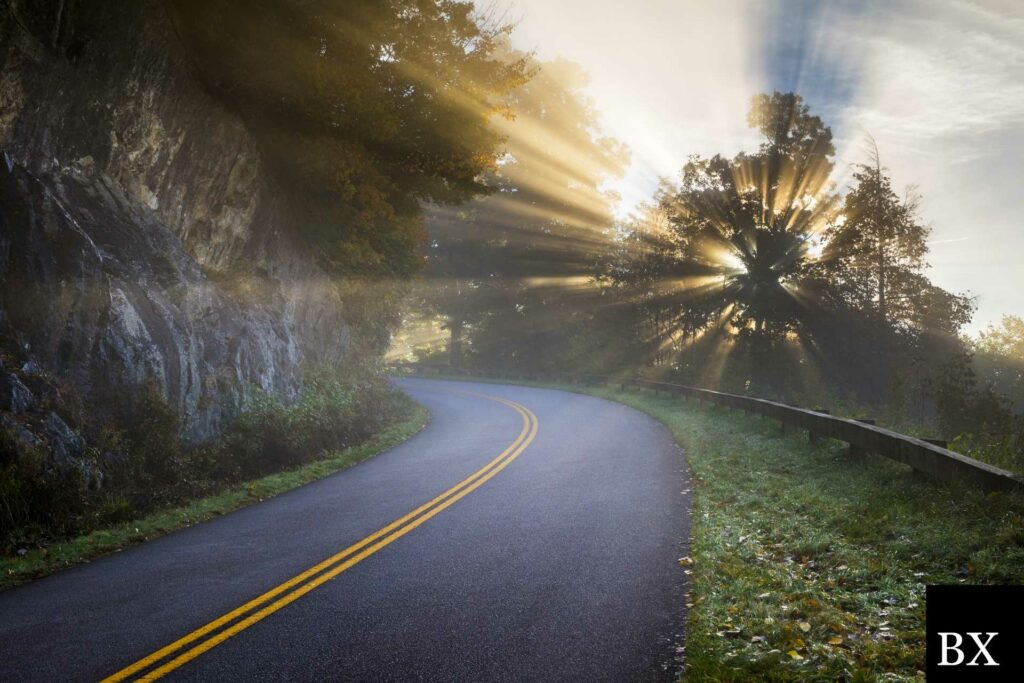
[0,378,691,682]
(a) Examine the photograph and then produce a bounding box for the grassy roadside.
[586,387,1024,682]
[0,401,426,591]
[407,374,1024,681]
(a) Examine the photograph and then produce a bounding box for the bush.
[950,429,1024,474]
[213,366,405,479]
[0,428,88,552]
[2,364,411,554]
[99,380,187,506]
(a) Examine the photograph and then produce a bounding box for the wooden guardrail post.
[849,418,875,462]
[914,438,948,481]
[809,409,830,442]
[780,408,790,433]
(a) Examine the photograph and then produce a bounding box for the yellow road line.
[102,391,538,683]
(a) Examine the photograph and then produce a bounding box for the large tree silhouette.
[612,92,840,342]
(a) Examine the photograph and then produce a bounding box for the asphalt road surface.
[0,378,691,682]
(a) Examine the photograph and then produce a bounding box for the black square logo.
[927,585,1024,681]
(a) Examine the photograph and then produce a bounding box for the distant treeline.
[404,88,1024,472]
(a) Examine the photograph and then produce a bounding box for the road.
[0,378,691,682]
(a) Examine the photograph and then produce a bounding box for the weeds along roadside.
[1,366,425,588]
[584,385,1024,682]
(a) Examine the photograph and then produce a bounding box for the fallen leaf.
[798,622,811,633]
[787,650,804,660]
[828,636,843,645]
[678,556,694,566]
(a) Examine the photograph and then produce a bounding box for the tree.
[822,144,929,327]
[936,352,1013,439]
[612,92,840,341]
[977,315,1024,359]
[974,315,1024,411]
[747,92,836,162]
[414,48,628,369]
[414,231,505,367]
[600,93,977,410]
[167,0,531,276]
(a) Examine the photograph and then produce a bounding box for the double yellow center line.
[102,391,538,682]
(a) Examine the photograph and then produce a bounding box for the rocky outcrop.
[0,1,360,445]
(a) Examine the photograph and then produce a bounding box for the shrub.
[2,363,410,554]
[950,429,1024,474]
[98,380,187,507]
[213,365,406,479]
[0,427,88,552]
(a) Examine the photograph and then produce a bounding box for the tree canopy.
[610,92,841,340]
[168,0,531,276]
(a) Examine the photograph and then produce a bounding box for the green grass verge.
[0,401,427,592]
[589,388,1024,682]
[406,374,1024,682]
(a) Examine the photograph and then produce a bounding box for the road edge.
[0,401,429,592]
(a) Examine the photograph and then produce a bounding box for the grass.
[407,373,1024,681]
[0,402,426,591]
[587,387,1024,682]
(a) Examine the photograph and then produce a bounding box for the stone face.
[0,371,34,413]
[1,413,39,450]
[0,2,359,444]
[42,411,84,464]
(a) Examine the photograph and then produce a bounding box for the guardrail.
[391,362,1024,494]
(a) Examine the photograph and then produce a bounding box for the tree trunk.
[877,234,887,322]
[873,151,887,323]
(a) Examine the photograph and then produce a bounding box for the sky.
[505,0,1024,334]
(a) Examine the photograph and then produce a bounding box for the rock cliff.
[0,0,361,451]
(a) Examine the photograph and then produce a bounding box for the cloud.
[826,0,1024,330]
